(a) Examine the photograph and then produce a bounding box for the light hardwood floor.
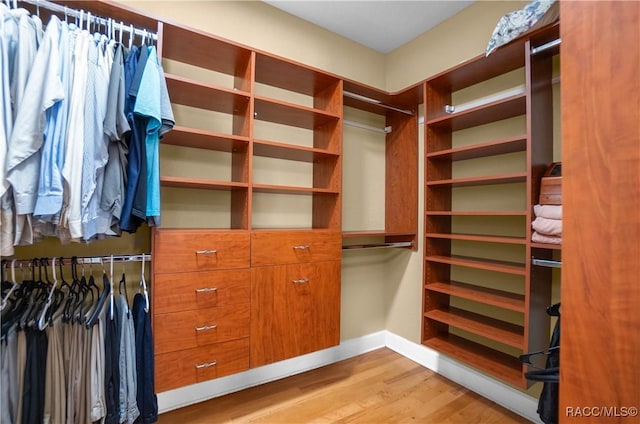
[158,348,531,423]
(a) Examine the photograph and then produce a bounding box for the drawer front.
[155,338,250,393]
[154,270,250,314]
[155,304,250,354]
[251,231,341,266]
[154,230,250,273]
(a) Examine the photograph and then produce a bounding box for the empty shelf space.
[162,126,249,152]
[426,233,526,245]
[426,211,527,217]
[254,96,340,130]
[426,281,525,313]
[160,176,248,191]
[425,307,524,349]
[342,230,416,238]
[426,135,527,161]
[427,93,526,131]
[252,184,339,195]
[253,139,339,162]
[426,255,526,275]
[165,74,250,113]
[162,23,252,76]
[424,335,524,387]
[255,53,340,97]
[426,172,527,187]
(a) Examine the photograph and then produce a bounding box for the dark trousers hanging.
[133,293,157,424]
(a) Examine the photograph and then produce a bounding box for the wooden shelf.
[166,74,250,113]
[530,242,562,250]
[162,23,252,76]
[255,53,340,97]
[426,172,527,188]
[426,233,526,245]
[253,139,338,162]
[160,176,248,191]
[426,135,527,161]
[425,255,526,276]
[425,307,524,349]
[252,184,339,195]
[342,231,416,239]
[424,335,524,387]
[162,126,249,152]
[254,96,340,130]
[426,281,525,313]
[426,211,527,217]
[426,93,526,131]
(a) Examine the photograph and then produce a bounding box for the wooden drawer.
[155,338,250,392]
[153,230,250,273]
[155,304,250,354]
[251,230,341,266]
[153,270,250,314]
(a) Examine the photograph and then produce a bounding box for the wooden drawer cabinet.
[155,304,250,354]
[155,338,250,392]
[153,230,250,273]
[251,230,341,266]
[250,260,341,367]
[153,270,250,314]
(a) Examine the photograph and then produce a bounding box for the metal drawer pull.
[195,287,218,293]
[195,249,218,255]
[293,245,310,250]
[195,360,217,369]
[195,324,217,331]
[292,278,309,284]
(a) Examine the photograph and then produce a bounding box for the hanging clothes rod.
[17,0,158,41]
[344,91,414,116]
[531,38,561,55]
[3,253,152,267]
[344,119,392,134]
[342,241,413,250]
[532,258,561,268]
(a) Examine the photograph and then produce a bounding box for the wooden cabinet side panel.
[560,1,640,420]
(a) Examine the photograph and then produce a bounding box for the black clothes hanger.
[86,262,111,328]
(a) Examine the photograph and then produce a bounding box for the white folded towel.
[532,216,562,236]
[534,204,562,220]
[532,231,562,245]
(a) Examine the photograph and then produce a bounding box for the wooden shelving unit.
[422,24,559,387]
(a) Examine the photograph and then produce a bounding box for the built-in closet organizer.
[341,83,421,250]
[152,16,344,389]
[422,23,560,388]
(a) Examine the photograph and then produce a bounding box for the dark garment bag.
[520,303,560,424]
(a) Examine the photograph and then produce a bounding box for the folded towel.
[534,204,562,220]
[532,231,562,245]
[532,216,562,236]
[533,205,562,219]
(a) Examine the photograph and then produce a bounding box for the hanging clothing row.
[0,254,157,424]
[0,2,174,257]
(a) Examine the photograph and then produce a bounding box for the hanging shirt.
[133,45,174,227]
[6,14,64,246]
[102,43,130,236]
[33,20,70,219]
[81,34,112,241]
[60,28,91,242]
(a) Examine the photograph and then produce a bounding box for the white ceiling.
[263,1,475,54]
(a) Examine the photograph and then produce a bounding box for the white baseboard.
[384,332,542,423]
[158,330,541,423]
[157,331,386,413]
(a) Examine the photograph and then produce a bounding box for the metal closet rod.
[531,38,561,55]
[532,258,561,268]
[17,0,158,41]
[3,253,152,266]
[343,119,392,134]
[342,241,413,250]
[343,91,414,116]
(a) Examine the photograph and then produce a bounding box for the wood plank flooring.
[158,348,531,423]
